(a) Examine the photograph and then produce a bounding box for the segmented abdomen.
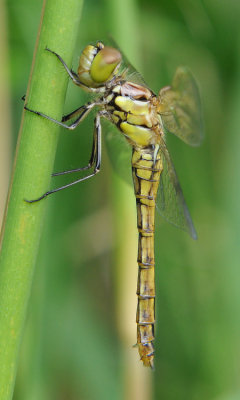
[132,148,162,368]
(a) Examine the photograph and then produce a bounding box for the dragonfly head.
[78,42,122,89]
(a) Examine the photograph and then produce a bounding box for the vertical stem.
[0,1,83,399]
[0,0,11,225]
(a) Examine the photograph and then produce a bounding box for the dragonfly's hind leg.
[25,114,102,203]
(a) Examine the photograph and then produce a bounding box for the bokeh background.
[1,0,240,399]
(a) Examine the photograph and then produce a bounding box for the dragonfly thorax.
[103,80,163,149]
[77,42,122,90]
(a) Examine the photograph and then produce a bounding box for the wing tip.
[190,229,198,240]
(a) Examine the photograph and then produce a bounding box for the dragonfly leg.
[61,99,105,123]
[25,113,102,203]
[45,48,107,93]
[52,112,100,176]
[24,101,97,130]
[45,47,81,86]
[61,105,87,122]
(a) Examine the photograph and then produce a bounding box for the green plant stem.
[0,0,83,398]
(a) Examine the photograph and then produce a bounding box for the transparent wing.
[103,119,133,185]
[157,139,197,239]
[104,121,197,239]
[107,37,149,88]
[159,66,203,147]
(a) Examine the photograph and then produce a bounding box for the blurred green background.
[1,0,240,399]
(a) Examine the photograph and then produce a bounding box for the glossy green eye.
[90,46,122,83]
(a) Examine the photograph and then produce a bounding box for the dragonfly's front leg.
[45,47,81,86]
[44,48,101,93]
[25,113,102,203]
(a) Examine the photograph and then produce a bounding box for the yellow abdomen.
[132,149,162,368]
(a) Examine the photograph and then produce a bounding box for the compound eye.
[90,46,122,83]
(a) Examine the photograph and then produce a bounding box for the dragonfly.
[24,41,203,369]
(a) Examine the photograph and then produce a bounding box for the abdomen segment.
[132,148,162,368]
